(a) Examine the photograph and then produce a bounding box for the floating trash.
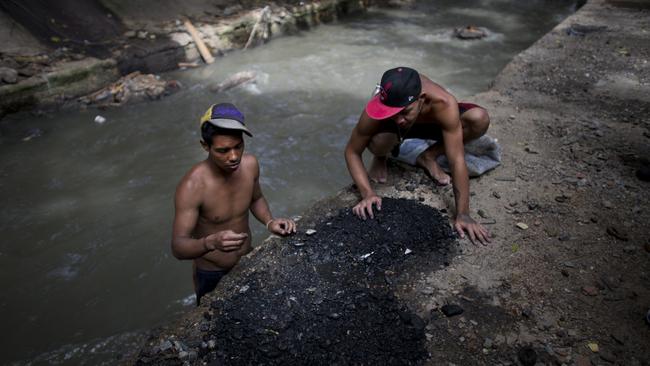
[94,115,107,124]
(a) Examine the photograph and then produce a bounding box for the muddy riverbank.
[133,0,650,364]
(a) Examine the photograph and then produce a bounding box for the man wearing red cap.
[172,102,296,305]
[344,67,491,244]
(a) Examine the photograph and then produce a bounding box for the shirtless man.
[344,67,491,244]
[172,102,296,305]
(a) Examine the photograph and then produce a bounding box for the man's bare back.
[345,67,491,244]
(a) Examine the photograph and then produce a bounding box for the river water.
[0,1,576,364]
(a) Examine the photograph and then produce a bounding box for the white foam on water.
[178,293,196,307]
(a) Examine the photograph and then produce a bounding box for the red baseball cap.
[365,67,422,120]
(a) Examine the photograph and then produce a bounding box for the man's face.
[203,133,245,172]
[391,99,421,129]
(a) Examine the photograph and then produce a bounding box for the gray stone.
[170,32,193,47]
[0,67,18,84]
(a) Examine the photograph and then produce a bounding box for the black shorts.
[195,268,228,306]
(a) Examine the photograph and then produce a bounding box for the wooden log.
[183,19,215,64]
[244,6,270,50]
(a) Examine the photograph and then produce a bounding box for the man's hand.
[454,214,491,245]
[353,194,382,220]
[267,218,297,236]
[204,230,248,252]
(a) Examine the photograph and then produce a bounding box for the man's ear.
[200,140,209,152]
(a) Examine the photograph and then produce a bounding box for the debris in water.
[454,25,487,40]
[210,71,257,93]
[94,115,106,124]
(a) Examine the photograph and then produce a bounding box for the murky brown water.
[0,1,576,364]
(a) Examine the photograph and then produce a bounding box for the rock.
[561,269,570,277]
[600,349,616,363]
[622,245,636,253]
[582,286,599,296]
[575,355,591,366]
[159,340,173,352]
[636,163,650,181]
[441,304,464,317]
[558,233,571,241]
[587,342,599,353]
[516,222,529,230]
[537,316,556,330]
[170,32,193,47]
[606,226,628,241]
[94,115,107,124]
[477,209,488,218]
[0,67,18,84]
[517,346,537,366]
[610,332,626,345]
[483,338,493,349]
[492,191,501,199]
[306,229,317,236]
[494,334,506,345]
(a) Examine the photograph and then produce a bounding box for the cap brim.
[205,118,253,137]
[365,95,404,120]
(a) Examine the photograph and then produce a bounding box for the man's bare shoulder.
[240,153,259,173]
[355,110,384,136]
[176,161,210,196]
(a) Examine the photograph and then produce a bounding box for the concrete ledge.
[0,58,119,116]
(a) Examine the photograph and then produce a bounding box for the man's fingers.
[358,205,367,220]
[376,198,382,211]
[223,232,248,240]
[367,204,375,219]
[454,223,465,239]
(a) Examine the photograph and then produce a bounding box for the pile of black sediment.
[173,198,456,365]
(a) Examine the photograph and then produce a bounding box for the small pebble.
[582,286,598,296]
[441,304,464,317]
[305,229,317,236]
[587,342,599,353]
[516,222,529,230]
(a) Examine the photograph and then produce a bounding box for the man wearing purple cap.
[172,102,296,305]
[344,67,491,244]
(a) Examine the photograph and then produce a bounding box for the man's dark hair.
[201,123,243,146]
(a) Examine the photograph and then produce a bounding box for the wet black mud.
[137,198,458,365]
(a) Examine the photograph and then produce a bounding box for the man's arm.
[171,175,246,259]
[344,112,382,219]
[248,156,296,236]
[438,100,491,244]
